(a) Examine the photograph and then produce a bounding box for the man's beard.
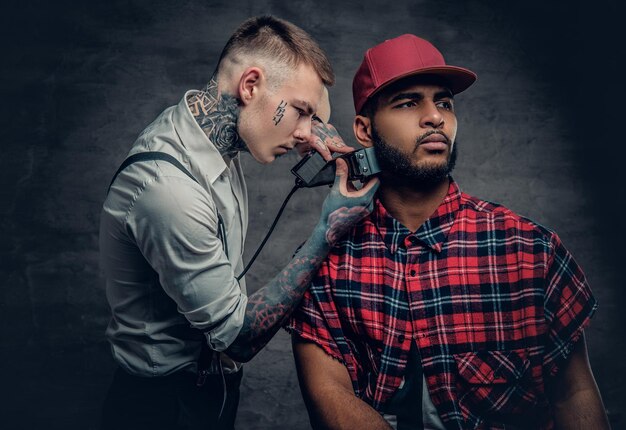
[371,124,457,190]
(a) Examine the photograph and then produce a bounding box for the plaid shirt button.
[397,334,405,343]
[404,236,418,247]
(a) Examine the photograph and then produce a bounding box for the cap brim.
[370,65,477,100]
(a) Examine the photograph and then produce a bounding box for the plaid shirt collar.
[372,177,462,255]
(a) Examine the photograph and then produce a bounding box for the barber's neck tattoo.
[187,77,248,158]
[273,100,287,126]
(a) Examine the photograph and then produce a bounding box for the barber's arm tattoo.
[225,234,328,361]
[187,77,248,158]
[225,207,365,362]
[225,178,378,362]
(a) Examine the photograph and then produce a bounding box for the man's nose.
[420,103,444,128]
[294,120,312,142]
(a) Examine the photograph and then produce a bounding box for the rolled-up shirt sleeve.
[287,261,360,388]
[127,174,247,351]
[542,232,597,376]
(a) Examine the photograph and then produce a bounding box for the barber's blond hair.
[217,15,334,87]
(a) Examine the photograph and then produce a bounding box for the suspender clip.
[196,369,210,387]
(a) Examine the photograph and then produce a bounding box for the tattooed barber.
[99,16,379,430]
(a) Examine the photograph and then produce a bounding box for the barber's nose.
[294,121,312,142]
[420,103,444,128]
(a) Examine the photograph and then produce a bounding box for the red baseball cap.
[352,34,477,113]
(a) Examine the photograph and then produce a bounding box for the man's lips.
[276,144,294,154]
[419,133,449,151]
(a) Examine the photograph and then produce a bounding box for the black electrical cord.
[210,181,303,421]
[236,182,302,281]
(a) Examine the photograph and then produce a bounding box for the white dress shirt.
[100,91,248,376]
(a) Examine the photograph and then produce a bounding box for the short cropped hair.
[217,15,334,88]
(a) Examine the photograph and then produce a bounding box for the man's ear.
[238,67,263,106]
[353,115,374,148]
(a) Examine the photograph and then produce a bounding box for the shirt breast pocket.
[454,349,538,418]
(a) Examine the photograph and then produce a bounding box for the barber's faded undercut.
[217,15,335,87]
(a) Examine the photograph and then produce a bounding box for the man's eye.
[394,101,416,108]
[437,101,454,110]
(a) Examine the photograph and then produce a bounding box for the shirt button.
[397,334,405,343]
[410,269,416,276]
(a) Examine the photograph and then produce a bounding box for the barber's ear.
[238,67,263,105]
[353,115,374,148]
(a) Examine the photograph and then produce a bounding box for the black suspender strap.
[107,151,199,192]
[106,151,227,252]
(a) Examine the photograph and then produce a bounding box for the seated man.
[287,34,609,429]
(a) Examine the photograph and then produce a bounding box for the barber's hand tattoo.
[187,77,248,158]
[224,161,379,363]
[312,119,344,147]
[297,119,354,160]
[273,100,287,126]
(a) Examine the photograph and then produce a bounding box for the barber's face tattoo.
[187,77,248,158]
[273,100,287,126]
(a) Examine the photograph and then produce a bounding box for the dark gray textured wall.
[2,0,624,428]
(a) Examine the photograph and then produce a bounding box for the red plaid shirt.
[288,179,597,429]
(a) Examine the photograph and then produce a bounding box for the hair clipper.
[291,147,381,188]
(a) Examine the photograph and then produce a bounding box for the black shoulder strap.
[107,151,198,193]
[106,151,228,257]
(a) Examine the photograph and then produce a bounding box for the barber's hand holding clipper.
[317,157,379,245]
[299,113,379,240]
[225,134,379,363]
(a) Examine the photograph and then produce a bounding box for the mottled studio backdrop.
[1,0,624,429]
